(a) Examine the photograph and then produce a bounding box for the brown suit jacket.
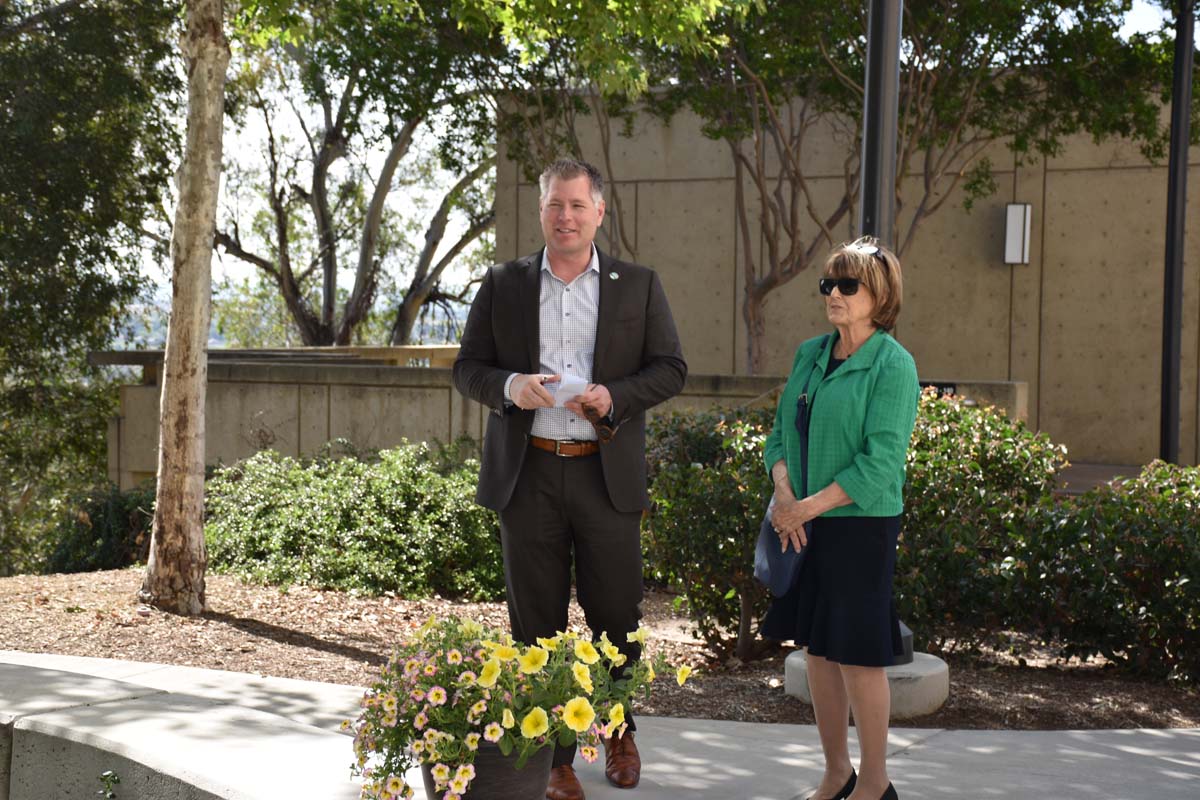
[453,248,687,512]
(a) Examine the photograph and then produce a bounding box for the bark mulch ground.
[2,568,1198,730]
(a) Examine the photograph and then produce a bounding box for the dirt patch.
[2,568,1197,729]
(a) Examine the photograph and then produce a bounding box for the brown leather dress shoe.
[603,732,641,788]
[546,764,585,800]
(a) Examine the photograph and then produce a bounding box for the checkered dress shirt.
[504,246,601,441]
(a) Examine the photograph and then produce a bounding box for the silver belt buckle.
[555,440,566,456]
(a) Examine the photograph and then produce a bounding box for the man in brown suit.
[453,158,686,800]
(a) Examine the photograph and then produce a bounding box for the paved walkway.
[2,651,1198,799]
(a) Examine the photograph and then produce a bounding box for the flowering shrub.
[644,408,776,661]
[348,617,687,800]
[206,441,504,600]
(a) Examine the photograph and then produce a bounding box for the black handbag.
[754,338,827,598]
[754,501,806,597]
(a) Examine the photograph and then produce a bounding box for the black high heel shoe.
[880,783,898,800]
[807,769,856,800]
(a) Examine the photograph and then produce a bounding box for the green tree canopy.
[1,0,180,380]
[0,0,181,573]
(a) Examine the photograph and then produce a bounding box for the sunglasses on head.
[818,277,861,296]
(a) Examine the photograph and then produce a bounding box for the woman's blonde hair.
[822,236,903,332]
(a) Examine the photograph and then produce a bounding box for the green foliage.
[205,440,504,600]
[97,769,121,800]
[897,390,1068,651]
[0,0,180,379]
[451,0,753,97]
[644,408,776,659]
[0,375,121,576]
[1,1,179,574]
[1018,462,1200,682]
[44,483,155,575]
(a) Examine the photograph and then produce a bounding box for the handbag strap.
[794,334,830,502]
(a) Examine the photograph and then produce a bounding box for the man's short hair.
[539,158,604,205]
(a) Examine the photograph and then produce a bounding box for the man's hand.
[510,373,559,410]
[564,383,612,420]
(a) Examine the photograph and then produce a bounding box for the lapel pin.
[609,271,619,280]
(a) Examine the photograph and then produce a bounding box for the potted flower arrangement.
[347,616,691,800]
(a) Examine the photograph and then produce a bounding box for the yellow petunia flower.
[602,643,621,661]
[459,619,483,638]
[520,706,549,738]
[609,702,625,727]
[493,644,520,662]
[517,646,549,674]
[502,708,515,729]
[676,665,694,686]
[626,626,649,646]
[574,640,601,665]
[563,697,596,733]
[478,658,501,688]
[646,663,656,682]
[572,661,594,694]
[536,635,560,651]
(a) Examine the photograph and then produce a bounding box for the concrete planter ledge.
[4,650,1200,798]
[0,653,363,800]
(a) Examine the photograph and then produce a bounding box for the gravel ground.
[2,568,1198,729]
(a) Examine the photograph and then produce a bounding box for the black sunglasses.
[818,277,861,296]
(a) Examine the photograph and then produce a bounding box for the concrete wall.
[108,358,1022,490]
[110,362,486,489]
[496,108,1200,465]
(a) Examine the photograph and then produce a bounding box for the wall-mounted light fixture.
[1004,203,1032,265]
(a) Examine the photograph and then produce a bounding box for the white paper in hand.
[546,373,588,407]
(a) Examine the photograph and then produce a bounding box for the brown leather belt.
[530,436,600,457]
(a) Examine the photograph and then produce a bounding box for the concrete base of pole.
[784,649,950,720]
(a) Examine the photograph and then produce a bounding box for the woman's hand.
[771,496,813,552]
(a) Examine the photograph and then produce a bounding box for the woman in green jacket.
[762,237,919,800]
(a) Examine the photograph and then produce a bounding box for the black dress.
[760,356,905,668]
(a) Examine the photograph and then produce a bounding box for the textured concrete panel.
[1,723,10,800]
[569,107,735,183]
[751,176,864,377]
[206,383,300,464]
[1010,156,1048,429]
[636,180,737,376]
[12,694,360,800]
[118,385,161,475]
[328,384,449,450]
[10,730,220,800]
[515,183,546,257]
[1040,167,1166,463]
[298,383,331,455]
[898,176,1012,384]
[494,165,521,262]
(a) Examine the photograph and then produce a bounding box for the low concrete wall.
[0,658,361,800]
[104,353,1026,490]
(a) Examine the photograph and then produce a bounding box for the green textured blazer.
[763,328,919,517]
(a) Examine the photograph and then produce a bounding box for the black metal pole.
[859,0,916,666]
[1161,0,1195,464]
[858,0,903,246]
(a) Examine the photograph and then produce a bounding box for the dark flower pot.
[420,743,552,800]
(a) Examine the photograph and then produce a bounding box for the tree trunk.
[140,0,228,616]
[735,590,756,662]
